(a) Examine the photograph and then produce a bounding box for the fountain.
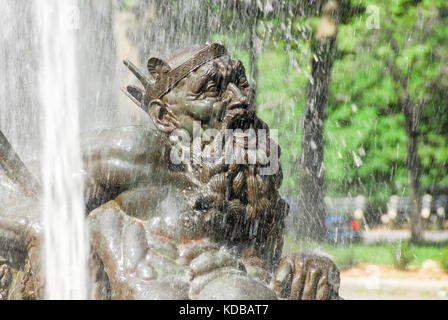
[0,1,342,300]
[37,0,89,300]
[0,0,117,300]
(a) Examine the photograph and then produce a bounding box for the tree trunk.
[403,101,423,243]
[297,0,340,241]
[249,14,259,113]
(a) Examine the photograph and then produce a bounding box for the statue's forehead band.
[123,42,227,105]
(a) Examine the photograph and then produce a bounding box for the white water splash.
[37,0,89,300]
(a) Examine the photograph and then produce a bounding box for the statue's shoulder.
[81,125,171,160]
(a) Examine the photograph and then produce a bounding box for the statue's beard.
[186,108,289,269]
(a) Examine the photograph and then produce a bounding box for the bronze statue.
[0,42,341,300]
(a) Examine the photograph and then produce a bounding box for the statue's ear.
[147,99,178,133]
[147,58,171,81]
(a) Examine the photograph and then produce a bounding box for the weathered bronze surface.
[0,42,341,300]
[0,131,41,198]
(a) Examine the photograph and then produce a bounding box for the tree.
[365,0,448,241]
[322,0,448,238]
[297,0,341,240]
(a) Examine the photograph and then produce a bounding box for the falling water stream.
[37,0,89,299]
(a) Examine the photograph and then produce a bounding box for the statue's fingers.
[166,108,181,123]
[166,113,181,127]
[301,267,321,300]
[271,256,294,298]
[289,258,307,300]
[328,264,341,293]
[315,274,330,300]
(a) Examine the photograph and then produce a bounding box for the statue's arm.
[81,125,179,211]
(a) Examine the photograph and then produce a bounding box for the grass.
[283,233,448,271]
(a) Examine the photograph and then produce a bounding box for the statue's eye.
[203,81,219,98]
[205,81,218,92]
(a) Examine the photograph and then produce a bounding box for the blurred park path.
[340,276,448,300]
[362,230,448,245]
[340,261,448,299]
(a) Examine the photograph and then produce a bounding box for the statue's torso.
[82,125,276,299]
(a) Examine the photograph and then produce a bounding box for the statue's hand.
[271,253,341,300]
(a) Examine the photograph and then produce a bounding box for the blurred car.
[326,215,360,245]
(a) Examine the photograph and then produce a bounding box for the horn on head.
[123,59,151,88]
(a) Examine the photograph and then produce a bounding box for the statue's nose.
[226,83,248,110]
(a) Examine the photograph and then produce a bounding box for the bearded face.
[124,44,288,270]
[157,55,253,135]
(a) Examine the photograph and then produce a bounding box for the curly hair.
[187,108,289,271]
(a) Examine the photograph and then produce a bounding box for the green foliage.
[283,235,445,270]
[249,0,448,209]
[390,241,416,271]
[334,246,357,271]
[441,247,448,273]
